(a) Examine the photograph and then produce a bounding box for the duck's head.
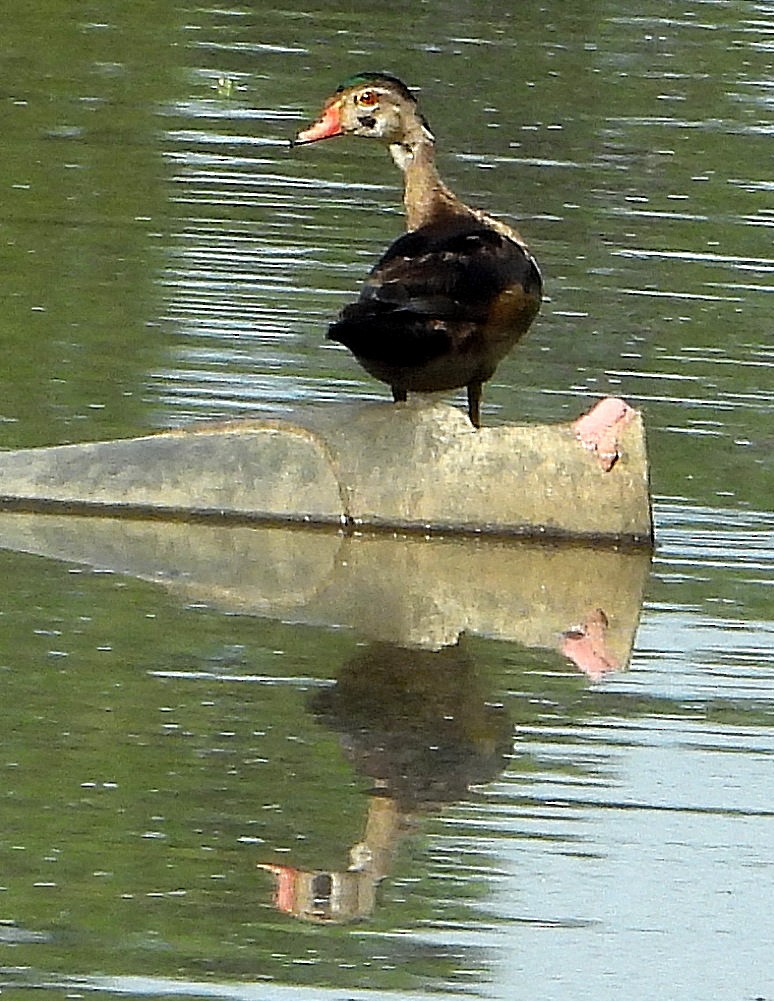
[294,72,433,148]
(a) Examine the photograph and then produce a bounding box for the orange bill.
[294,102,343,145]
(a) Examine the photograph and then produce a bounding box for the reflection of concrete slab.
[0,401,651,542]
[0,513,650,665]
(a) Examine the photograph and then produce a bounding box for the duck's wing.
[328,221,541,367]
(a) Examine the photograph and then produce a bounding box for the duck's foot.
[572,396,635,472]
[561,608,619,681]
[466,380,482,429]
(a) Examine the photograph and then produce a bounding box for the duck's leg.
[467,381,482,429]
[391,386,407,404]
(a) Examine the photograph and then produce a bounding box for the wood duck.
[294,72,542,428]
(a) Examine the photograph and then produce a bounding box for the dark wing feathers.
[327,221,539,368]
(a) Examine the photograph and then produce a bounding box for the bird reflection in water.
[259,639,512,924]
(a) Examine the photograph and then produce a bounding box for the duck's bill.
[293,103,343,145]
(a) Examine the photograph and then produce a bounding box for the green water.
[1,2,772,1000]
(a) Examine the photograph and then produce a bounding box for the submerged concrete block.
[0,423,344,522]
[0,400,652,542]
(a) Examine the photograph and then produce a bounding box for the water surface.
[0,3,772,1000]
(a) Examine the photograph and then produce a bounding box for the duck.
[293,72,542,428]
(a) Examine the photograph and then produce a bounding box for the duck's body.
[295,73,542,427]
[329,215,540,421]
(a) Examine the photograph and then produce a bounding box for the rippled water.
[1,3,772,1000]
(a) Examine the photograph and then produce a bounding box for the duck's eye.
[357,90,379,108]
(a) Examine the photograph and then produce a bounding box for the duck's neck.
[388,132,471,231]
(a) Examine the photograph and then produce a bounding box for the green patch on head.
[335,71,416,103]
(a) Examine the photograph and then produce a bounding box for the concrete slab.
[0,399,652,542]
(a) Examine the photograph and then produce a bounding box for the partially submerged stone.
[0,399,652,542]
